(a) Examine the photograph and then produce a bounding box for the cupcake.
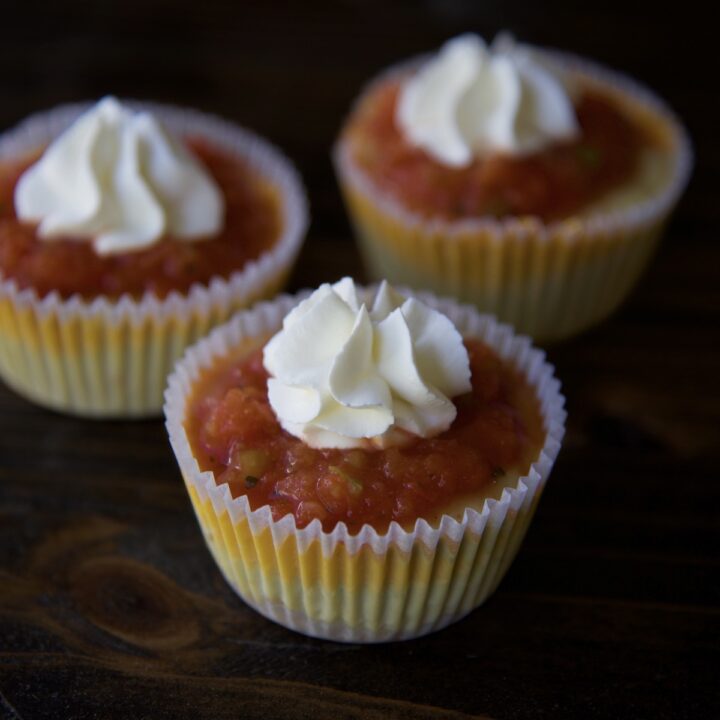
[334,34,692,342]
[165,278,565,642]
[0,97,308,416]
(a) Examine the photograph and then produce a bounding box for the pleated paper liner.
[0,101,309,417]
[165,288,566,642]
[333,49,693,343]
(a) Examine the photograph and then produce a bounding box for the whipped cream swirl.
[397,33,580,166]
[263,278,472,449]
[15,97,224,255]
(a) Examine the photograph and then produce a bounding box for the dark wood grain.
[1,2,718,719]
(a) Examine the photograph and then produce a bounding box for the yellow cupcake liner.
[333,51,693,343]
[0,101,308,417]
[165,289,566,642]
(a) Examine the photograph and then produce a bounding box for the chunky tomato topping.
[343,78,646,221]
[0,138,281,299]
[187,339,544,534]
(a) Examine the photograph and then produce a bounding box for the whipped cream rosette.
[165,280,566,642]
[334,33,692,342]
[263,277,471,448]
[0,98,308,416]
[15,97,225,255]
[397,34,580,165]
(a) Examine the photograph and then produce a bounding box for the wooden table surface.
[1,2,718,718]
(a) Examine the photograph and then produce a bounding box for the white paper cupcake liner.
[333,48,692,342]
[0,101,309,416]
[164,286,566,642]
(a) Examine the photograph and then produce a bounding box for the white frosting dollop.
[263,279,472,449]
[397,33,580,166]
[14,97,224,255]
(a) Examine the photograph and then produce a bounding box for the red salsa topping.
[187,338,544,534]
[343,78,648,221]
[0,138,282,299]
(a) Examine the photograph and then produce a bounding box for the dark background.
[1,2,718,719]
